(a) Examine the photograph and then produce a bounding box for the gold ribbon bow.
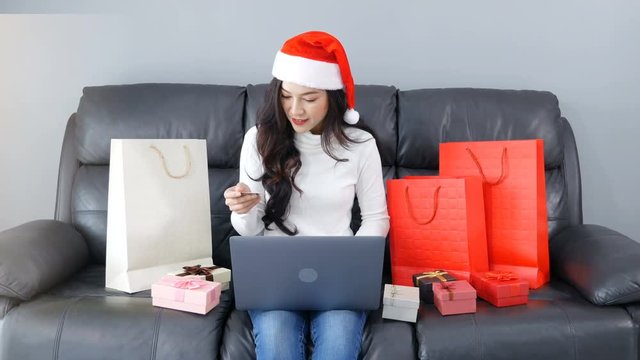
[414,270,449,286]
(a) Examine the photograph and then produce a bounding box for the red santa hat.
[272,31,359,125]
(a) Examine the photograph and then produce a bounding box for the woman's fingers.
[224,183,260,214]
[224,183,252,198]
[223,187,240,199]
[236,182,251,191]
[230,196,260,214]
[225,193,259,206]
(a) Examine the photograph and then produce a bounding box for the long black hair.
[254,78,366,235]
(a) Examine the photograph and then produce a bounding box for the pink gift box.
[151,275,221,315]
[433,280,477,316]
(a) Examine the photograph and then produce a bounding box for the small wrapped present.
[471,271,529,307]
[433,280,476,316]
[382,284,420,323]
[169,264,231,291]
[412,270,457,304]
[152,275,221,315]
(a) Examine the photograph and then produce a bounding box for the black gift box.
[412,270,457,303]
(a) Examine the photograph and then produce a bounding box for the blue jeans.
[248,309,367,360]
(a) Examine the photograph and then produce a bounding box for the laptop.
[230,235,385,311]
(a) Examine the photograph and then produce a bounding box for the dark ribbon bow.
[181,264,220,277]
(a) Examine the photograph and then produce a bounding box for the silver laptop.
[230,235,385,311]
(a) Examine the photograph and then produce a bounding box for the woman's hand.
[224,182,261,214]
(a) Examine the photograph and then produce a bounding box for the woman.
[224,31,389,360]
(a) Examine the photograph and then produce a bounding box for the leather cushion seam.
[554,301,578,360]
[52,297,80,360]
[149,308,162,360]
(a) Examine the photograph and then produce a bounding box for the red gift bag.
[440,140,549,289]
[387,176,489,286]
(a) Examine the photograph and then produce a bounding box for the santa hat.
[272,31,359,125]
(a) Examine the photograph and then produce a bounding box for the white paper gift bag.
[106,139,213,293]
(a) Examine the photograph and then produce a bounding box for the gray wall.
[1,0,639,240]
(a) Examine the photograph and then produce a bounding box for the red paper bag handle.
[404,185,441,225]
[465,147,509,185]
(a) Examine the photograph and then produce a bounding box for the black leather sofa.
[1,83,639,360]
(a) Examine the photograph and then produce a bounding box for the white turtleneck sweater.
[230,126,390,237]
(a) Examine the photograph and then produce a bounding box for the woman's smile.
[290,118,308,126]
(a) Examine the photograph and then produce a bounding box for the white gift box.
[382,284,420,323]
[168,266,231,291]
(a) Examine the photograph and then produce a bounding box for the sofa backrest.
[56,83,582,267]
[65,84,246,265]
[396,88,579,238]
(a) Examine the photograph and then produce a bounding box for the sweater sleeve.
[230,127,266,236]
[354,138,390,237]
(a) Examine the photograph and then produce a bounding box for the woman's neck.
[294,130,322,151]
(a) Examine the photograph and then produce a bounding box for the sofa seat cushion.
[416,280,636,360]
[527,277,586,301]
[623,303,640,360]
[0,292,234,360]
[46,264,150,298]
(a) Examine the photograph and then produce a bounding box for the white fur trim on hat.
[272,51,343,90]
[343,109,360,124]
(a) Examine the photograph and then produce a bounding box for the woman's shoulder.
[344,126,375,143]
[245,125,258,137]
[243,126,259,144]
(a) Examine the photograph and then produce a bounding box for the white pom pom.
[343,109,360,125]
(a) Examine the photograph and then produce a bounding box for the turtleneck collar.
[294,131,323,151]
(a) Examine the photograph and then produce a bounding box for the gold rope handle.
[404,185,441,225]
[149,144,192,179]
[465,146,508,185]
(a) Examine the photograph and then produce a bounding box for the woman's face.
[280,81,329,134]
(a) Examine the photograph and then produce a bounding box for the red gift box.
[471,271,529,307]
[433,280,476,316]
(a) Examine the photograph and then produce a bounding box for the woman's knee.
[249,310,307,360]
[310,310,367,359]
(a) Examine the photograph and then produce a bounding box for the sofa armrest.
[550,224,640,305]
[0,220,89,300]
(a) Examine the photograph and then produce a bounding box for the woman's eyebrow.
[281,88,320,96]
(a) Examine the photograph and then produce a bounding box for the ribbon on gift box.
[439,281,456,300]
[414,270,449,286]
[162,275,211,302]
[179,264,222,278]
[484,271,517,281]
[389,285,399,306]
